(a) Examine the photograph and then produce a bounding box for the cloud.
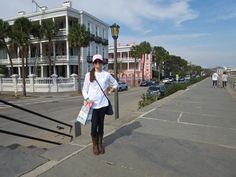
[74,0,199,30]
[0,0,198,31]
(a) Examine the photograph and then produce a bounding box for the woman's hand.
[106,90,112,96]
[84,99,93,105]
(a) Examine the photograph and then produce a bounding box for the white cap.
[92,54,103,62]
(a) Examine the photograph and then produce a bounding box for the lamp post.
[110,23,120,119]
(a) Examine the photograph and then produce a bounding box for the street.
[0,87,147,148]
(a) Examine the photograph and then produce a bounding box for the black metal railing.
[0,99,73,145]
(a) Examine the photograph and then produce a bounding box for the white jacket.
[82,70,118,109]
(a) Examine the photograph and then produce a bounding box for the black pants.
[212,80,217,87]
[91,107,106,137]
[222,81,227,88]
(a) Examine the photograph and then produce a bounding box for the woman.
[82,54,118,155]
[222,71,228,88]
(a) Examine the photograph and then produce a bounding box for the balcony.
[94,36,103,44]
[90,34,95,41]
[102,39,109,45]
[0,59,8,65]
[57,28,66,36]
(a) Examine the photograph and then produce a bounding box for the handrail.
[0,114,73,140]
[0,99,72,130]
[0,129,62,145]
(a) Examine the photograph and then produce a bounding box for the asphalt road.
[0,87,147,147]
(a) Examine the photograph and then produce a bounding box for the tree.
[139,41,151,81]
[0,19,14,75]
[41,20,58,77]
[31,23,43,75]
[130,44,142,86]
[10,17,32,96]
[153,46,169,81]
[68,23,90,93]
[0,65,7,75]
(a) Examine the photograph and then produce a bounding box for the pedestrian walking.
[222,71,228,88]
[82,54,118,155]
[212,72,218,88]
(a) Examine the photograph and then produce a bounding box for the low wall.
[0,74,81,93]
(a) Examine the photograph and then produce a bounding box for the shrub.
[138,76,206,109]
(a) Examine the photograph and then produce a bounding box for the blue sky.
[0,0,236,68]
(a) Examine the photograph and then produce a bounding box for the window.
[103,29,105,38]
[87,22,90,32]
[102,48,105,58]
[109,53,113,59]
[96,46,98,54]
[96,26,99,36]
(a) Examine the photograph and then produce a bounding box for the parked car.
[148,84,166,96]
[150,80,160,85]
[140,80,151,87]
[162,78,172,83]
[178,77,186,82]
[117,82,128,91]
[185,75,191,80]
[147,85,161,97]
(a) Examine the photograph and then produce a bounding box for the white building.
[0,1,109,78]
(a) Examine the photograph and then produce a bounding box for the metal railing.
[0,99,73,145]
[228,76,236,91]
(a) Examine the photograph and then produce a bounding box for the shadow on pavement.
[104,121,141,147]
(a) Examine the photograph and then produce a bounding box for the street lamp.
[110,23,120,119]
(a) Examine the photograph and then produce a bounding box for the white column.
[28,45,31,60]
[66,14,69,62]
[18,67,21,78]
[40,42,43,61]
[41,66,44,78]
[66,40,69,61]
[53,41,56,74]
[29,67,32,75]
[66,15,69,35]
[67,64,70,78]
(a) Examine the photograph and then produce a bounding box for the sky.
[0,0,236,68]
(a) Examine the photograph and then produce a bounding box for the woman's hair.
[90,67,96,82]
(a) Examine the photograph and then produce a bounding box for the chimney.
[17,11,26,16]
[63,1,72,8]
[40,6,48,11]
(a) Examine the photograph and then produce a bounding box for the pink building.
[108,44,153,86]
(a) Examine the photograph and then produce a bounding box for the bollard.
[70,120,81,138]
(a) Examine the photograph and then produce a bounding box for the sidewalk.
[23,78,236,177]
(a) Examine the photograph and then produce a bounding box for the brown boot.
[91,136,99,155]
[98,134,105,154]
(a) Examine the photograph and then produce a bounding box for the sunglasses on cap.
[93,59,103,64]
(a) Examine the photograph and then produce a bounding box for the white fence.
[0,74,80,93]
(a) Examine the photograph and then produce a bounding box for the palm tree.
[31,23,43,75]
[139,41,151,81]
[41,20,58,77]
[0,19,14,75]
[130,44,142,86]
[10,17,32,96]
[68,23,90,93]
[153,46,169,81]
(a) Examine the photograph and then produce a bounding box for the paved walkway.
[24,78,236,177]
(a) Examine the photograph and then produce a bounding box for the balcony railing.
[94,36,103,43]
[102,39,108,45]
